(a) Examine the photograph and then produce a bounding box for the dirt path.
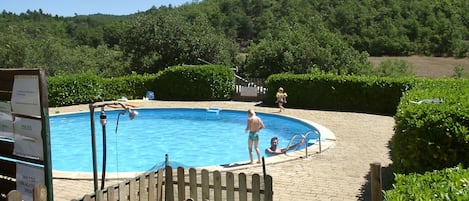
[369,56,469,78]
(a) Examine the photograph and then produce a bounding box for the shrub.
[47,73,105,107]
[371,59,416,78]
[47,73,155,107]
[384,165,469,201]
[103,73,155,100]
[153,65,235,100]
[392,78,469,174]
[47,66,234,106]
[452,64,469,78]
[264,73,414,115]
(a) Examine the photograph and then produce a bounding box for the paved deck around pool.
[51,100,394,201]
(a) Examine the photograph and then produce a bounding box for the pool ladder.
[285,130,321,158]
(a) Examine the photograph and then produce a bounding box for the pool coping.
[51,106,337,179]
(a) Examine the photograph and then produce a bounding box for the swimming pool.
[50,108,317,172]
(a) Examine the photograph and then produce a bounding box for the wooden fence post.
[107,185,115,201]
[157,169,164,201]
[138,175,146,201]
[370,162,382,201]
[95,189,104,201]
[129,178,137,200]
[7,190,21,201]
[33,184,47,201]
[201,169,210,200]
[165,166,174,201]
[226,172,235,201]
[189,168,198,199]
[214,171,222,201]
[252,174,261,201]
[264,175,273,201]
[177,167,185,200]
[239,173,247,201]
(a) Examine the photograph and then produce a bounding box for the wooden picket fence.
[7,166,273,201]
[6,183,47,201]
[80,166,273,201]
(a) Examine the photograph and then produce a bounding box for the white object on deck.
[240,86,258,97]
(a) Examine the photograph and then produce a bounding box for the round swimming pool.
[50,108,317,172]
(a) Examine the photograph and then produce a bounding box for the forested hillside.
[1,0,468,78]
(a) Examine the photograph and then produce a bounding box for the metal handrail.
[285,133,304,151]
[302,130,321,158]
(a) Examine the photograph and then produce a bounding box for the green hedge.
[264,73,414,115]
[384,165,469,200]
[48,73,154,107]
[154,65,235,100]
[101,73,156,101]
[47,73,105,107]
[47,66,234,106]
[264,74,469,175]
[392,78,469,174]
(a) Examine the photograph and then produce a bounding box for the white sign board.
[16,163,45,201]
[13,117,43,160]
[0,102,14,139]
[11,75,41,117]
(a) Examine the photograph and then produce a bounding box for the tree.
[0,32,28,68]
[371,59,416,78]
[243,19,371,77]
[120,9,239,74]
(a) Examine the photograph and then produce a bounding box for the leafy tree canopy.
[0,0,468,77]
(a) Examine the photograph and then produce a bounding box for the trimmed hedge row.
[154,65,235,100]
[47,65,234,107]
[264,73,415,115]
[384,165,469,201]
[47,73,154,107]
[392,78,469,174]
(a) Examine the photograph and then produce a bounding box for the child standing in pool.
[245,109,265,164]
[275,87,288,112]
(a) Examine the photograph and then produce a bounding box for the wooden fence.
[6,183,47,201]
[7,163,387,201]
[7,166,272,201]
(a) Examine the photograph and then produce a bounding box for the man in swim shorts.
[245,109,265,164]
[265,136,305,154]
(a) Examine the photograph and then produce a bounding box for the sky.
[1,0,194,17]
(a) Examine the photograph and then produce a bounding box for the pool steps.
[206,107,221,115]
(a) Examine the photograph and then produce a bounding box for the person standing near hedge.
[275,87,288,112]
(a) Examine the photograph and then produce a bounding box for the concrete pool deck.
[50,100,394,201]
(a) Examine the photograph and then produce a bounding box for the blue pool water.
[50,108,317,172]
